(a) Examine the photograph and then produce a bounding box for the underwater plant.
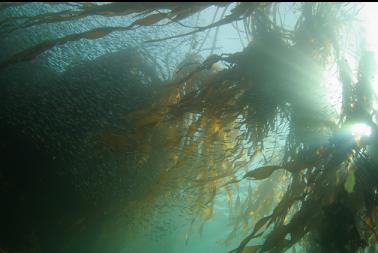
[1,2,378,253]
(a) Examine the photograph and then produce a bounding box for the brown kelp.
[1,2,377,253]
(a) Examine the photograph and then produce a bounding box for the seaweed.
[1,2,377,253]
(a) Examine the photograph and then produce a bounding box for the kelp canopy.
[1,2,378,253]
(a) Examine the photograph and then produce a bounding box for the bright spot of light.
[351,123,372,138]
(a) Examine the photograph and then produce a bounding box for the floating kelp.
[1,2,377,253]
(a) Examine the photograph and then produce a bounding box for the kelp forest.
[1,2,378,253]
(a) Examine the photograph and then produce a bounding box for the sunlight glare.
[351,123,372,138]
